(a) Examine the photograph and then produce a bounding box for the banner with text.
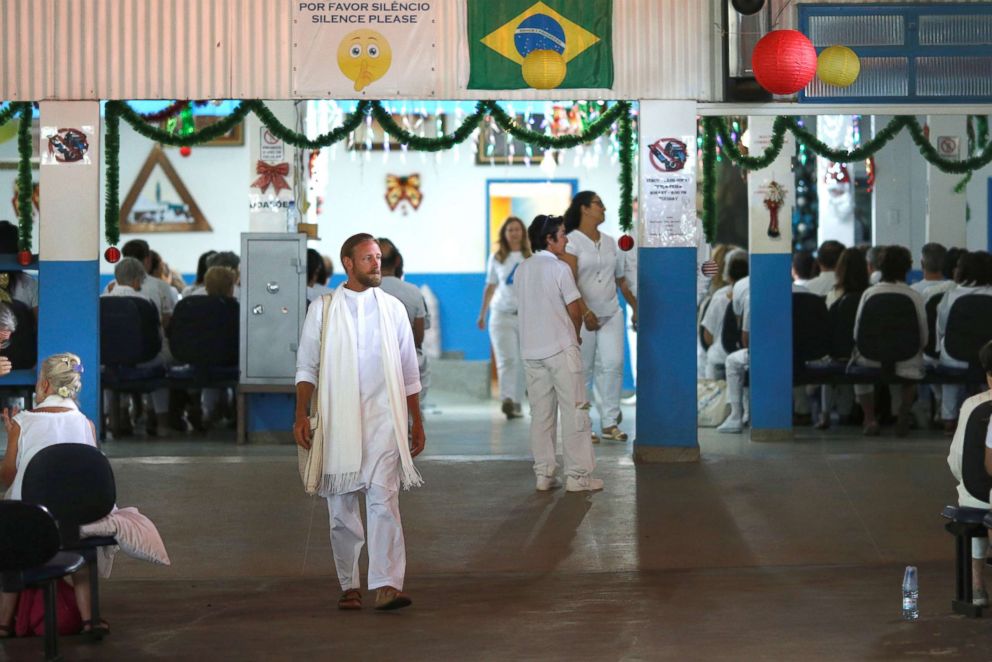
[638,100,698,248]
[293,2,438,97]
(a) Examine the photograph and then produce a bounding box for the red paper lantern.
[16,250,31,266]
[618,234,634,252]
[751,30,817,95]
[104,246,121,263]
[179,145,192,158]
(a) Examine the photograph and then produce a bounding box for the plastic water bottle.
[902,566,919,620]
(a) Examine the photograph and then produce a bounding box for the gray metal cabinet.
[239,233,306,385]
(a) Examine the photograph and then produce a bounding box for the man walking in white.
[516,215,602,492]
[294,233,425,611]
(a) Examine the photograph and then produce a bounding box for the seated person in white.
[0,353,108,637]
[852,245,927,437]
[936,251,992,430]
[804,240,845,297]
[911,242,949,296]
[718,277,750,433]
[947,341,992,607]
[700,249,748,379]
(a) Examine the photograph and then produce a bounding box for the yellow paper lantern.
[816,45,860,88]
[521,50,567,90]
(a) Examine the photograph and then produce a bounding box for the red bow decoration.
[252,161,291,194]
[384,174,422,212]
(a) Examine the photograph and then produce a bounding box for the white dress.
[6,396,96,500]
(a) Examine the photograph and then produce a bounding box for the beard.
[355,270,382,287]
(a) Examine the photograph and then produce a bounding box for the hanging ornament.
[618,234,634,252]
[104,246,121,263]
[179,145,192,157]
[751,30,817,95]
[816,45,860,87]
[763,181,786,239]
[17,250,31,266]
[522,50,567,89]
[731,0,765,15]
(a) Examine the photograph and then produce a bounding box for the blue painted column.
[633,100,699,463]
[747,116,795,441]
[38,102,100,422]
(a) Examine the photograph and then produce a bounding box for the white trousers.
[725,348,749,407]
[580,312,625,428]
[626,303,637,383]
[489,310,525,403]
[525,346,596,479]
[326,484,405,591]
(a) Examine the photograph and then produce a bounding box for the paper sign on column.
[639,101,698,248]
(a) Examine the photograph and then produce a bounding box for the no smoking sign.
[937,135,960,160]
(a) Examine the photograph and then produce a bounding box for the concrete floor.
[2,393,989,661]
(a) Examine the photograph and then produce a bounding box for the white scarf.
[318,284,422,495]
[36,394,78,410]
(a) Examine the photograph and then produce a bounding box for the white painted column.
[871,116,927,257]
[816,115,856,246]
[38,102,101,421]
[926,115,968,250]
[248,101,298,232]
[747,116,795,440]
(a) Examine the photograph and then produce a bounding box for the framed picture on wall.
[349,112,445,151]
[485,178,577,257]
[119,146,212,233]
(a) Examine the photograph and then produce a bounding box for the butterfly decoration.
[385,174,422,212]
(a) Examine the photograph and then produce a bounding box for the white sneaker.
[566,475,604,492]
[717,416,743,433]
[535,475,561,491]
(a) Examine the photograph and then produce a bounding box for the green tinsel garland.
[0,103,17,128]
[701,114,992,242]
[105,99,638,244]
[15,102,33,253]
[104,102,121,247]
[248,99,370,149]
[370,101,486,152]
[701,118,717,244]
[617,105,633,234]
[485,100,628,149]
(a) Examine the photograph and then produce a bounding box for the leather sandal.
[374,586,412,611]
[338,589,363,610]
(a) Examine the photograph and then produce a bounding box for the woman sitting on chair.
[0,353,105,638]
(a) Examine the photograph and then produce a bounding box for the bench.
[942,506,988,617]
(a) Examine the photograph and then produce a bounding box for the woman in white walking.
[561,191,637,442]
[477,216,532,419]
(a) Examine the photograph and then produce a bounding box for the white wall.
[99,113,627,276]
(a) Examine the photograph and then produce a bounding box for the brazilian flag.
[467,0,613,90]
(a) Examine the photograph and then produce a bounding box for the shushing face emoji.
[337,30,392,92]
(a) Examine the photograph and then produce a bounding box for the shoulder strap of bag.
[310,294,333,416]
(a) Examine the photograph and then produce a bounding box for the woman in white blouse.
[560,191,637,442]
[0,353,106,637]
[477,217,532,419]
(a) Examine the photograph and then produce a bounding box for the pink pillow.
[81,507,171,566]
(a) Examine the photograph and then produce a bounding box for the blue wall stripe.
[41,260,100,423]
[750,254,793,431]
[634,248,697,449]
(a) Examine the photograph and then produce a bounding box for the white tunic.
[514,252,581,361]
[564,230,623,319]
[296,287,420,492]
[485,251,525,313]
[6,398,96,500]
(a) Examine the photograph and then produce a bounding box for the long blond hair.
[494,216,533,263]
